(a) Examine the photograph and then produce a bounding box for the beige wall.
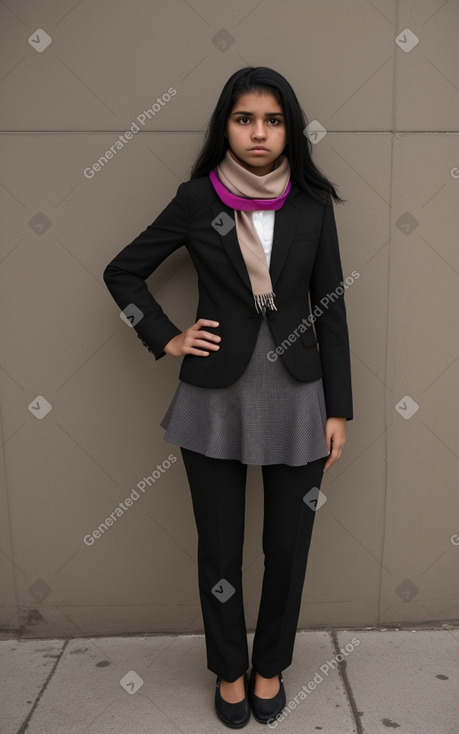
[1,0,458,638]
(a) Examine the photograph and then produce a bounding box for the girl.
[103,66,353,728]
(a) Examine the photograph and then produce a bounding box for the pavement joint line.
[4,622,459,642]
[331,629,364,734]
[16,638,70,734]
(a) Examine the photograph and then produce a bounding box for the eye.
[237,116,250,124]
[268,118,281,125]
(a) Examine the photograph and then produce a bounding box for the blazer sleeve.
[309,201,353,420]
[103,182,189,359]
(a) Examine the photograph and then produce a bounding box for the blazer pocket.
[301,328,318,347]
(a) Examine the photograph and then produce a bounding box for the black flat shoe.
[248,668,286,725]
[215,672,251,728]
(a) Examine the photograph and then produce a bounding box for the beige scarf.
[212,149,291,312]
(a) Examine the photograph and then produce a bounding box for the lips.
[249,147,268,151]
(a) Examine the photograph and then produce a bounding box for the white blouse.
[251,210,275,268]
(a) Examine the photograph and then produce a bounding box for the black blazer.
[103,176,353,420]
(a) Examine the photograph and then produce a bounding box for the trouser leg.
[251,456,327,677]
[180,447,249,682]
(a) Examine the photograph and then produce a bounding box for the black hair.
[189,66,344,205]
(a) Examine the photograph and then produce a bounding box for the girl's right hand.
[163,319,221,357]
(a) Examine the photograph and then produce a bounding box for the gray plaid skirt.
[160,313,330,466]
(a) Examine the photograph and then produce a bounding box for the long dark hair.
[189,66,344,205]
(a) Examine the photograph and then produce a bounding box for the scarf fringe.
[254,291,277,313]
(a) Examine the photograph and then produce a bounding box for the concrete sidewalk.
[1,627,458,733]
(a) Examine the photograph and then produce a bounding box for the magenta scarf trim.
[209,169,291,211]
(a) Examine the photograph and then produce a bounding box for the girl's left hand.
[323,417,346,472]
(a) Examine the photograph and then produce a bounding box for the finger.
[323,446,343,471]
[184,330,220,346]
[186,348,211,356]
[192,330,221,343]
[196,319,220,328]
[183,338,220,354]
[191,338,220,351]
[323,450,336,471]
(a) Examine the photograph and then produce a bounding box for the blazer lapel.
[210,185,301,294]
[210,198,253,293]
[269,192,300,289]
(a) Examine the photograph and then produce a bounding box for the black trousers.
[180,447,327,682]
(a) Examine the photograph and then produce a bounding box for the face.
[225,91,287,176]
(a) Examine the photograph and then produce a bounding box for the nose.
[252,120,267,140]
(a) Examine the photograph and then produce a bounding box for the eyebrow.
[231,111,284,116]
